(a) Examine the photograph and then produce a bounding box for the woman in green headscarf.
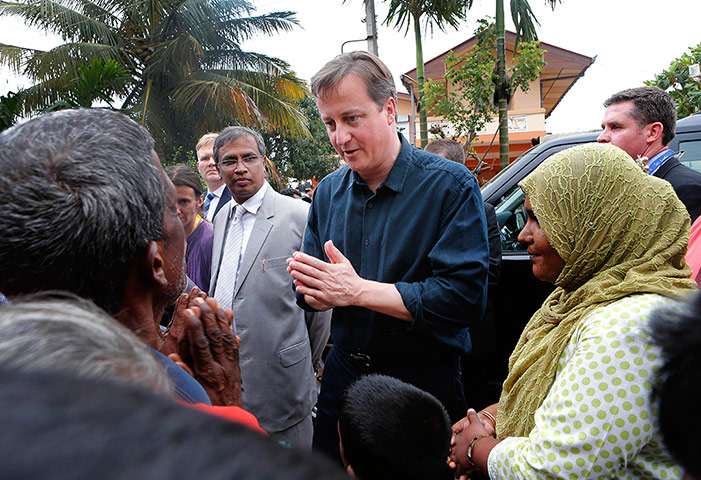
[450,143,696,479]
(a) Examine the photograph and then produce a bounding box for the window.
[494,185,527,252]
[679,140,701,173]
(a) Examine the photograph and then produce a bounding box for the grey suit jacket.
[210,186,331,432]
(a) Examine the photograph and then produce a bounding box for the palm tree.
[45,57,130,110]
[0,0,309,158]
[494,0,558,168]
[381,0,472,147]
[0,90,24,131]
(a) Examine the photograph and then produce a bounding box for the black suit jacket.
[655,155,701,223]
[211,186,231,220]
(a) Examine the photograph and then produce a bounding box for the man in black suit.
[196,133,232,222]
[599,86,701,222]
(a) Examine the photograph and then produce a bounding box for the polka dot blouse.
[488,294,682,480]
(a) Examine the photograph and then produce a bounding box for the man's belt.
[337,349,372,371]
[336,347,455,372]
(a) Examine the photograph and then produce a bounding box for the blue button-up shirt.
[297,134,488,357]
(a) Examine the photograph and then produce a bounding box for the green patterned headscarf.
[497,143,696,439]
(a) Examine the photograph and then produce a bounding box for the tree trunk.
[496,0,509,169]
[141,78,152,126]
[414,12,428,148]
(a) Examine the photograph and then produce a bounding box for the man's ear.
[346,464,356,478]
[145,240,168,289]
[647,121,664,145]
[384,97,397,126]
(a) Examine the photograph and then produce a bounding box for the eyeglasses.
[217,154,262,169]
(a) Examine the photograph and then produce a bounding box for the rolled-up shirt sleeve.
[396,174,488,334]
[294,134,490,354]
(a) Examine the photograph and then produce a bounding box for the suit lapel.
[210,201,234,295]
[234,188,276,296]
[213,186,232,219]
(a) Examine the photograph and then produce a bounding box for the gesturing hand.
[177,297,242,407]
[287,240,364,309]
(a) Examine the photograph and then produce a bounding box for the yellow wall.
[398,45,547,148]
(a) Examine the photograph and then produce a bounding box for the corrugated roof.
[401,31,594,118]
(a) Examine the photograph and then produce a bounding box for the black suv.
[480,112,701,383]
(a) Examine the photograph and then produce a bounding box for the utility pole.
[365,0,378,56]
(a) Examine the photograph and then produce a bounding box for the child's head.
[338,374,452,480]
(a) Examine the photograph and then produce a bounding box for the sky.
[2,0,701,133]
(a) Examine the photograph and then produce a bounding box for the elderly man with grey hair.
[209,126,331,449]
[0,108,240,407]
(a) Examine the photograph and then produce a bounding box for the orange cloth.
[186,403,267,435]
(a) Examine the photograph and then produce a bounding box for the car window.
[494,185,527,252]
[679,140,701,173]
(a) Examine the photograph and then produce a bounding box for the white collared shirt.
[231,181,268,256]
[205,184,227,222]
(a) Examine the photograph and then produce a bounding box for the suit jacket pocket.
[279,339,310,368]
[262,256,289,272]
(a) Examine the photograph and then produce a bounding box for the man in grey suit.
[209,126,330,449]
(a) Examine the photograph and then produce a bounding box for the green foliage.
[0,0,309,160]
[0,90,24,131]
[382,0,472,33]
[263,97,339,183]
[165,146,197,170]
[493,0,558,168]
[362,0,471,146]
[645,43,701,120]
[44,57,129,111]
[422,18,545,169]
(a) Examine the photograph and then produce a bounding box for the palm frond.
[170,77,265,128]
[172,71,308,137]
[145,33,203,79]
[204,49,290,76]
[23,42,130,81]
[0,42,40,72]
[3,0,308,158]
[383,0,471,34]
[0,0,119,44]
[510,0,539,44]
[17,78,68,114]
[211,12,299,44]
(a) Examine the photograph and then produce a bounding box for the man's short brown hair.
[311,51,396,109]
[425,139,465,165]
[603,86,677,146]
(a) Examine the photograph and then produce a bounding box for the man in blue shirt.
[287,51,489,463]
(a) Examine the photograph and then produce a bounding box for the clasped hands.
[450,409,497,479]
[286,240,364,311]
[159,287,242,407]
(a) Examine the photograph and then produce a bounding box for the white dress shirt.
[232,181,268,257]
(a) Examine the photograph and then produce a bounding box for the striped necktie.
[204,192,216,216]
[213,206,245,310]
